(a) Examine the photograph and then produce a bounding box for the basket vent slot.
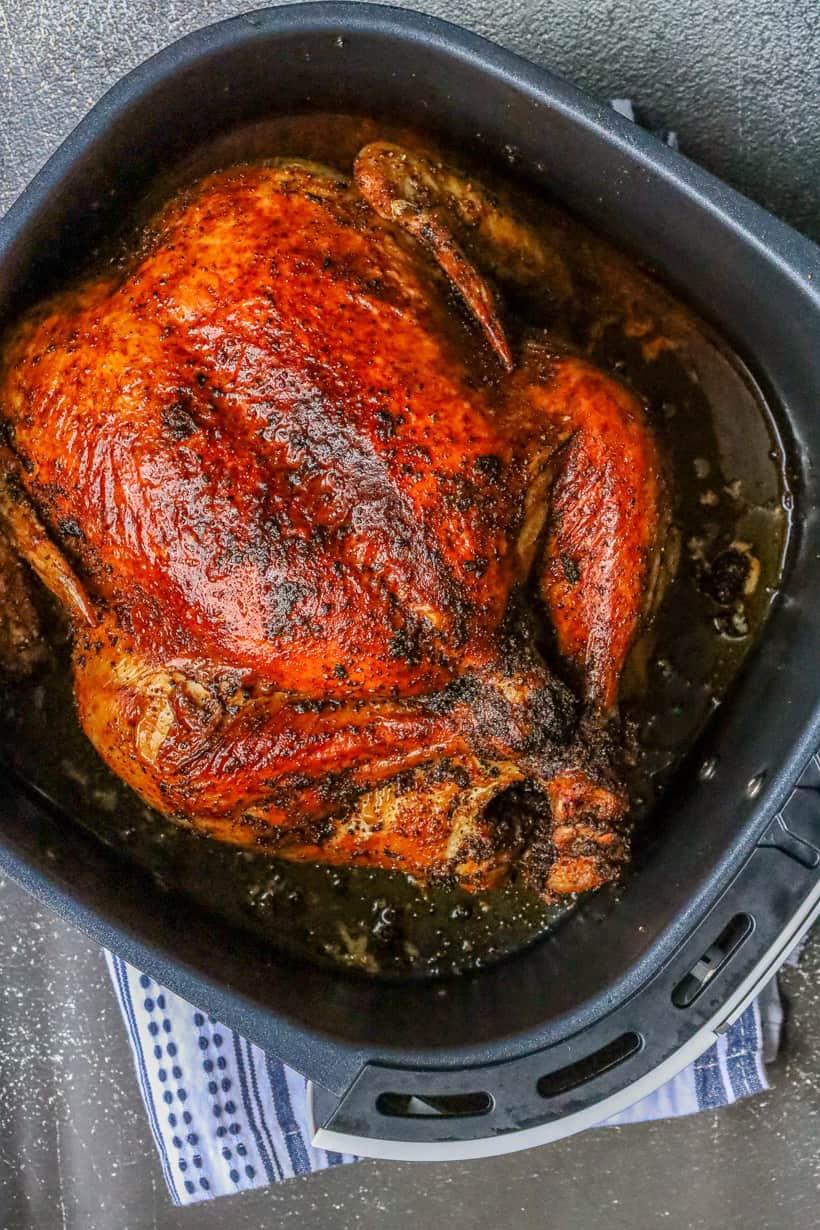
[672,913,754,1008]
[376,1091,493,1119]
[537,1031,642,1099]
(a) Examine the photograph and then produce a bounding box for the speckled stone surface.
[1,873,817,1230]
[1,0,818,241]
[0,3,818,1228]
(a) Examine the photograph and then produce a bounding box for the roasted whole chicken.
[0,142,665,899]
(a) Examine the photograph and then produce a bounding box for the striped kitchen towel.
[105,950,783,1206]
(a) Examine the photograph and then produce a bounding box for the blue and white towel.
[106,951,782,1206]
[105,953,355,1203]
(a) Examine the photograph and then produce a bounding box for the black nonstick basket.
[0,4,818,1160]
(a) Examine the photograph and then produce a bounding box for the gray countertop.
[1,873,817,1230]
[1,3,818,1228]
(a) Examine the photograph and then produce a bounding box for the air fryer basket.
[0,4,818,1158]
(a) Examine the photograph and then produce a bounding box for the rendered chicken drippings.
[0,143,665,899]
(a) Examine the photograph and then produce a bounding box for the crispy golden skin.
[0,145,665,896]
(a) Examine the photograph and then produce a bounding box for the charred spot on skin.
[473,453,503,481]
[449,476,480,513]
[449,763,472,790]
[359,275,385,297]
[1,469,24,504]
[388,622,423,666]
[520,684,578,755]
[161,398,198,441]
[266,581,307,639]
[425,673,478,717]
[58,517,83,539]
[463,556,488,578]
[373,408,404,441]
[560,554,581,585]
